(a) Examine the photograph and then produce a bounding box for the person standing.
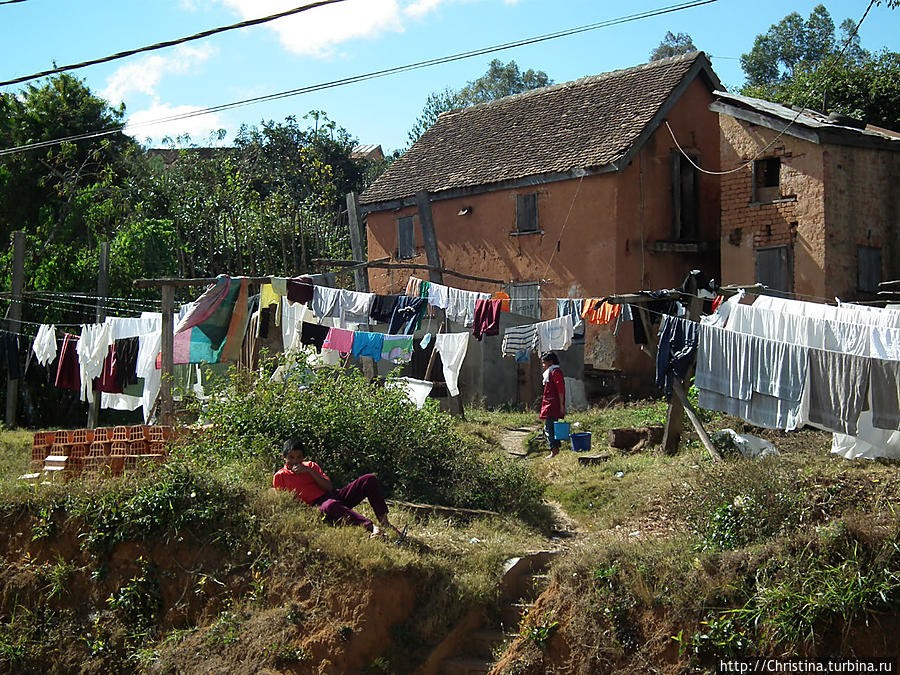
[539,351,566,458]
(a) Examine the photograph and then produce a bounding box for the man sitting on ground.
[274,437,399,537]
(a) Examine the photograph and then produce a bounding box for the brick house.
[711,91,900,300]
[360,52,723,391]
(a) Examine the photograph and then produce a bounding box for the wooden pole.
[415,190,444,285]
[5,231,24,427]
[672,379,721,462]
[160,285,175,425]
[87,242,109,428]
[345,192,369,293]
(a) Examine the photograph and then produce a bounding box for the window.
[397,215,415,259]
[858,246,882,293]
[515,193,539,234]
[753,157,781,203]
[671,151,699,240]
[755,245,793,293]
[507,282,541,319]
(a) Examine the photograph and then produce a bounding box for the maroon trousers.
[313,473,388,530]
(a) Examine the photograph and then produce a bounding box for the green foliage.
[107,557,162,632]
[519,610,559,650]
[650,32,697,61]
[266,642,311,666]
[406,59,552,147]
[68,462,253,555]
[187,359,545,517]
[689,614,751,657]
[206,610,244,646]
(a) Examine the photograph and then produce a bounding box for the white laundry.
[536,314,575,353]
[385,377,434,409]
[310,286,340,320]
[32,324,57,367]
[445,288,490,326]
[270,277,288,297]
[282,302,313,352]
[435,332,469,397]
[77,323,112,402]
[337,289,374,328]
[427,283,450,310]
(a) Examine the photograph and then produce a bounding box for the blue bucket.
[570,432,592,452]
[553,421,571,441]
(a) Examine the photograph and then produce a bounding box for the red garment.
[55,333,81,391]
[94,344,122,394]
[472,299,502,341]
[273,461,329,505]
[711,295,724,312]
[582,299,621,325]
[539,366,566,419]
[286,276,314,304]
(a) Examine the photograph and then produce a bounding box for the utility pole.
[5,231,25,427]
[87,242,109,428]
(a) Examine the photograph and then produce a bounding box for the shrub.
[182,358,544,516]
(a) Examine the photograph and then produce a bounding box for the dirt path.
[496,426,583,547]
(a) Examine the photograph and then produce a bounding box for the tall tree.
[740,5,899,130]
[650,32,697,61]
[406,59,552,148]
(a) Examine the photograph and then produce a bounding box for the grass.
[2,391,900,672]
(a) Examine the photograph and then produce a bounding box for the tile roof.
[361,52,718,206]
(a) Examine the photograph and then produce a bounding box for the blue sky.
[2,0,897,153]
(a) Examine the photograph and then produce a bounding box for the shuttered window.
[397,216,415,259]
[515,193,539,234]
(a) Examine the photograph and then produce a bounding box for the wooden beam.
[345,192,369,292]
[159,285,175,425]
[5,231,24,427]
[672,378,721,462]
[415,190,444,286]
[314,259,504,286]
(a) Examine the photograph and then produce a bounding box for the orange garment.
[491,291,510,312]
[581,298,621,325]
[405,276,424,297]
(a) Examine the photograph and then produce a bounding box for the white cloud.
[404,0,444,18]
[123,101,228,145]
[102,43,216,104]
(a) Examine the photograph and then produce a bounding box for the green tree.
[406,59,552,147]
[650,31,697,61]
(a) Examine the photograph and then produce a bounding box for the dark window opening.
[397,215,415,259]
[515,193,539,234]
[858,246,882,293]
[753,157,782,202]
[671,151,699,240]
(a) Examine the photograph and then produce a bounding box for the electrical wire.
[0,0,720,158]
[0,0,348,88]
[667,0,878,176]
[0,0,29,4]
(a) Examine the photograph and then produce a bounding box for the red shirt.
[273,461,329,504]
[540,366,566,419]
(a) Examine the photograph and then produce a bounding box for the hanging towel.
[446,288,490,326]
[695,324,754,401]
[871,359,900,431]
[33,324,58,367]
[260,283,281,309]
[286,276,314,305]
[655,316,699,395]
[435,332,469,397]
[501,324,538,357]
[427,283,450,310]
[472,299,502,341]
[405,276,424,297]
[300,322,330,352]
[871,327,900,361]
[351,331,384,362]
[751,334,807,401]
[338,289,375,327]
[370,294,401,324]
[388,296,428,335]
[282,300,312,352]
[806,350,870,436]
[322,327,355,354]
[381,335,414,363]
[536,314,574,352]
[310,285,340,320]
[94,344,122,394]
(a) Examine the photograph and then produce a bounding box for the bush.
[182,357,544,516]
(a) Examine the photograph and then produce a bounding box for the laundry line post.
[5,230,25,427]
[87,241,109,428]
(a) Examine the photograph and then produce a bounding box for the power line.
[0,0,29,4]
[0,0,348,88]
[0,0,719,158]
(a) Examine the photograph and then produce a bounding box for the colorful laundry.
[172,276,249,365]
[381,335,414,363]
[322,327,355,354]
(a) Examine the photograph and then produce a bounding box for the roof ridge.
[439,51,706,119]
